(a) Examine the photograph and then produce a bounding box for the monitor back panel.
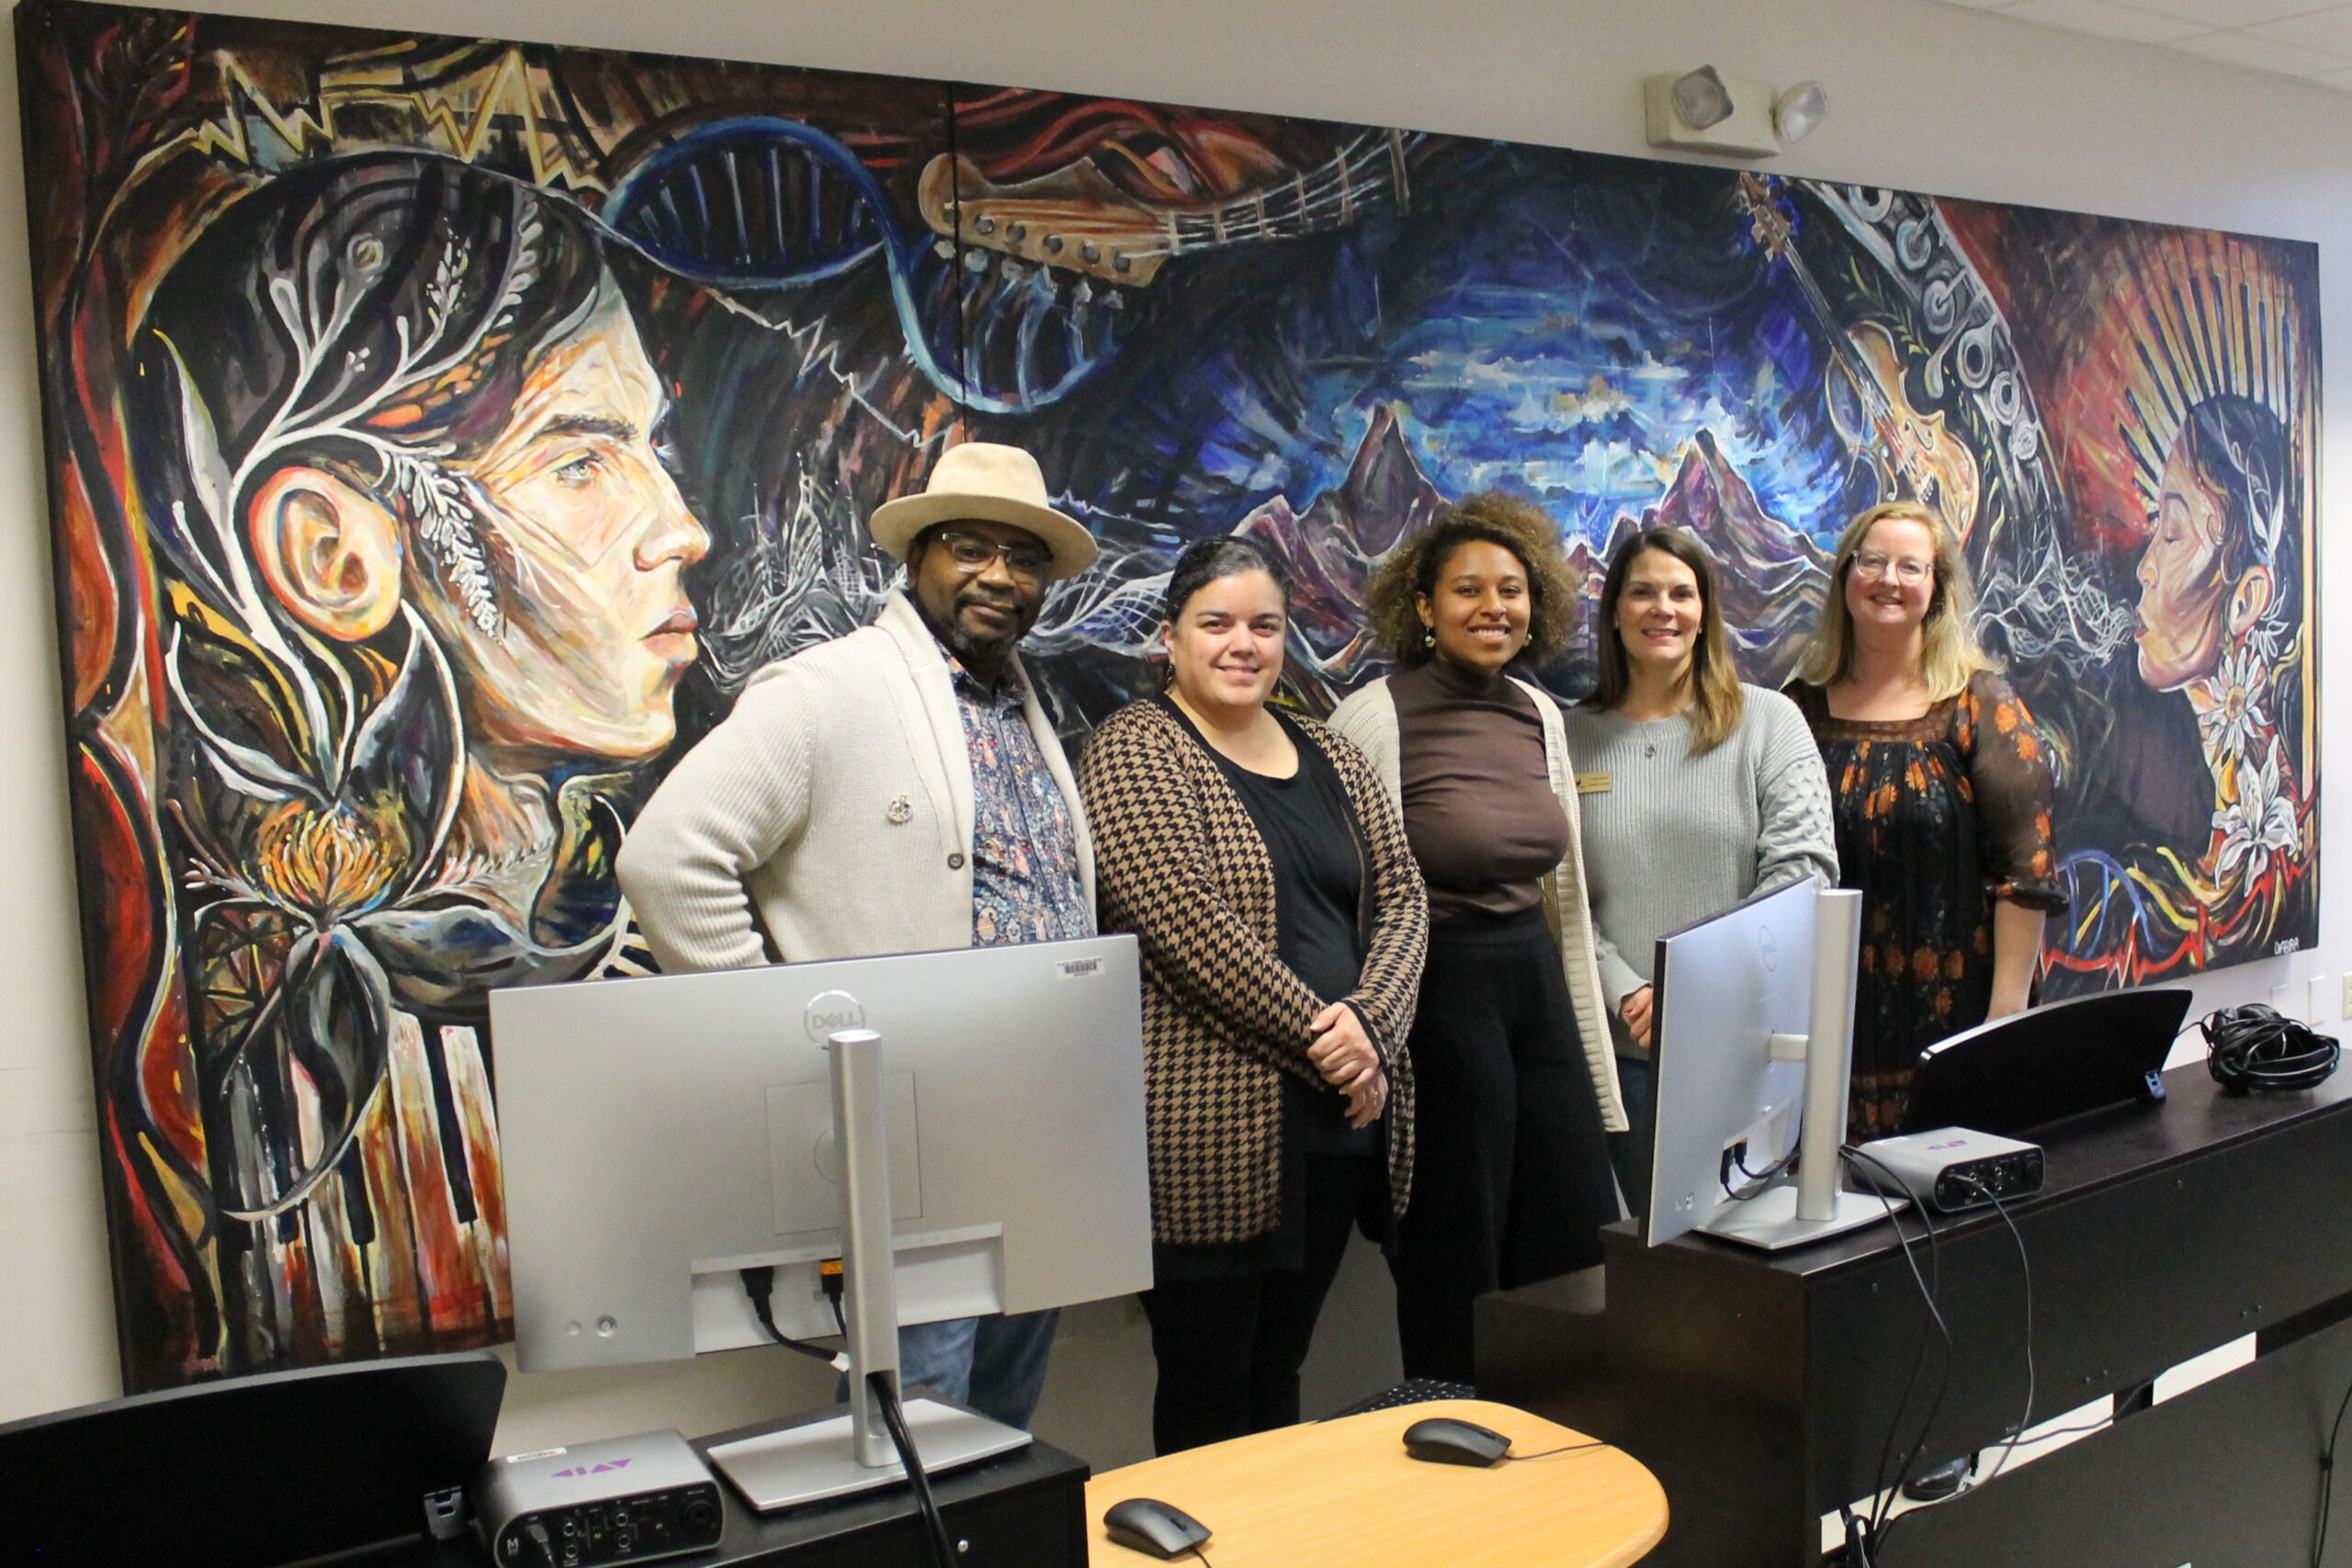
[490,936,1151,1370]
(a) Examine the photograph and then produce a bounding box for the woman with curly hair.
[1329,491,1622,1382]
[1572,527,1836,1213]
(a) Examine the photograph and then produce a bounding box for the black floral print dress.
[1789,671,2068,1138]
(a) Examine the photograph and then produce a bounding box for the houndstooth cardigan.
[1079,698,1430,1247]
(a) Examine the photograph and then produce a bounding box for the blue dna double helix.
[603,116,1131,414]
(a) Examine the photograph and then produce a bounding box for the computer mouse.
[1402,1416,1513,1466]
[1102,1496,1213,1558]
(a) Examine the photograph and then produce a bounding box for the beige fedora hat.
[866,443,1098,580]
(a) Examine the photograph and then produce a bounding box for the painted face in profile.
[428,290,711,763]
[2135,436,2232,693]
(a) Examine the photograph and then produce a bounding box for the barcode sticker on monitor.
[1057,957,1102,979]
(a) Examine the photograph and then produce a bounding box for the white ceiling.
[1931,0,2352,90]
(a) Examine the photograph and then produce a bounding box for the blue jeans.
[842,1309,1060,1430]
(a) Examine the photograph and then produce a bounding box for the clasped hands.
[1308,1001,1388,1129]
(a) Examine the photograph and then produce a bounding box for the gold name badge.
[1576,772,1612,795]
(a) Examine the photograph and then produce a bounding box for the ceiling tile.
[2168,26,2352,71]
[2130,0,2341,25]
[2001,0,2213,41]
[2247,6,2352,51]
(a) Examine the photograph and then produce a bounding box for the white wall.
[5,0,2349,1476]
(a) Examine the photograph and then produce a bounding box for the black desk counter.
[1479,1063,2352,1566]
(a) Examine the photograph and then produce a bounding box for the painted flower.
[2212,734,2301,886]
[170,607,616,1224]
[2186,640,2271,773]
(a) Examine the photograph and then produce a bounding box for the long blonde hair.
[1591,527,1746,754]
[1793,501,1996,700]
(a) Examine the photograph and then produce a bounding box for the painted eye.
[553,451,604,487]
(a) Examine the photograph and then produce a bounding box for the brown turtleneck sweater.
[1390,657,1570,923]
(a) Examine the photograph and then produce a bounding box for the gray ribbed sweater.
[1565,684,1837,1053]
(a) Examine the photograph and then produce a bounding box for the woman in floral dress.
[1788,502,2067,1138]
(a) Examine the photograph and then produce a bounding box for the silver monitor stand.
[1696,888,1896,1250]
[706,1029,1027,1511]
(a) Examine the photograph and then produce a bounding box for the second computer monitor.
[492,934,1154,1371]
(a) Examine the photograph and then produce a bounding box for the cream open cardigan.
[1329,675,1627,1133]
[617,591,1094,973]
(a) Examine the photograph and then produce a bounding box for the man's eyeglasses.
[933,528,1053,583]
[1851,550,1932,586]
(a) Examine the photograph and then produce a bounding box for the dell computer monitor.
[1646,880,1882,1250]
[489,935,1153,1368]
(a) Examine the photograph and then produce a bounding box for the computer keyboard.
[1322,1378,1476,1419]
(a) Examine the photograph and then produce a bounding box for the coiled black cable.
[2199,1003,2340,1094]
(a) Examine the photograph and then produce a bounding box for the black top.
[1178,704,1365,1007]
[1156,697,1377,1275]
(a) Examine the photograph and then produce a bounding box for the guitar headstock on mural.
[918,152,1177,285]
[917,129,1414,288]
[1737,171,1797,265]
[1736,170,1980,542]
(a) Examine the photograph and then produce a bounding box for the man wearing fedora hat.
[618,441,1099,1427]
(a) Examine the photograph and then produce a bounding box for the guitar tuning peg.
[963,249,989,273]
[934,239,956,261]
[1071,278,1093,305]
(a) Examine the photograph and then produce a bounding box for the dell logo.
[804,990,866,1044]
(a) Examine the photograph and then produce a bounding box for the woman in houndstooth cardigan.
[1080,537,1429,1456]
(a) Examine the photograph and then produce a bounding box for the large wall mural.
[19,0,2319,1389]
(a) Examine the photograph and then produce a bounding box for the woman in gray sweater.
[1566,526,1838,1216]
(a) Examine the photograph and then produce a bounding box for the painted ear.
[247,467,404,641]
[2228,565,2274,639]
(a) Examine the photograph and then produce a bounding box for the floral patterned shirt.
[946,653,1092,947]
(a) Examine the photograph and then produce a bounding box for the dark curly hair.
[1366,491,1578,667]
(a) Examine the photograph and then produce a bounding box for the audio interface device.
[1853,1126,2045,1213]
[474,1428,724,1566]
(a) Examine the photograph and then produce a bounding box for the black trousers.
[1138,1148,1373,1455]
[1389,907,1622,1383]
[1608,1051,1658,1225]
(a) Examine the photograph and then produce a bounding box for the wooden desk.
[1084,1399,1666,1566]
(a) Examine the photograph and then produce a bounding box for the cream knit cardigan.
[616,592,1095,973]
[1329,675,1627,1133]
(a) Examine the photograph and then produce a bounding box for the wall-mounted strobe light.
[1644,66,1829,160]
[1670,65,1734,130]
[1774,81,1830,145]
